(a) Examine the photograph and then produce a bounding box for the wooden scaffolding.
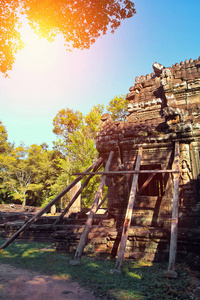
[0,142,180,274]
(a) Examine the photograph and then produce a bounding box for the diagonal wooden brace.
[53,159,102,226]
[114,147,143,272]
[0,158,102,252]
[71,151,114,264]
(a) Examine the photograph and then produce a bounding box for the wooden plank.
[53,160,103,226]
[137,173,156,196]
[72,170,179,176]
[71,151,114,264]
[168,142,180,274]
[0,158,102,252]
[114,147,143,271]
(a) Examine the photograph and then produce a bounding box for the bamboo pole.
[53,159,102,226]
[0,158,102,252]
[167,142,180,276]
[114,147,143,272]
[70,151,114,264]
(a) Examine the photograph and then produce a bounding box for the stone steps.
[0,188,200,261]
[1,206,200,262]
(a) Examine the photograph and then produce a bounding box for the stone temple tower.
[96,57,200,261]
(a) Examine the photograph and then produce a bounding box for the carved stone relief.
[180,143,193,185]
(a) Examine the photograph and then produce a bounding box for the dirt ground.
[0,263,100,300]
[1,264,200,300]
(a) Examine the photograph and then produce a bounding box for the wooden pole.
[114,147,143,272]
[71,151,114,264]
[53,159,102,226]
[137,173,156,196]
[96,193,108,212]
[72,169,179,176]
[167,142,180,276]
[0,158,102,252]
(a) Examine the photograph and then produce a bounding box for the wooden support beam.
[137,172,156,196]
[53,160,103,226]
[114,147,143,272]
[72,170,179,176]
[0,158,102,252]
[70,151,114,265]
[190,142,199,179]
[96,193,108,212]
[167,142,180,276]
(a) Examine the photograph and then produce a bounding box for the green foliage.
[0,0,136,74]
[85,104,104,139]
[107,95,129,121]
[0,143,30,207]
[0,96,128,208]
[51,98,128,208]
[0,0,24,75]
[0,142,62,207]
[47,157,72,208]
[52,105,104,207]
[52,108,83,142]
[0,238,196,300]
[25,144,62,206]
[0,120,9,153]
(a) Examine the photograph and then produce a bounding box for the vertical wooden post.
[190,142,199,179]
[167,142,180,276]
[0,159,102,252]
[113,147,142,272]
[71,151,114,264]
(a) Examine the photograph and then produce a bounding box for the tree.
[0,120,9,153]
[0,144,32,207]
[0,0,136,74]
[0,121,13,203]
[24,144,62,207]
[106,95,129,121]
[0,0,24,75]
[85,104,104,139]
[52,105,105,207]
[0,142,62,207]
[52,108,83,143]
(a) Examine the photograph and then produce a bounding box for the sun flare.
[4,16,69,104]
[16,17,59,74]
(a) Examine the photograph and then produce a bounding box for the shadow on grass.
[0,238,194,300]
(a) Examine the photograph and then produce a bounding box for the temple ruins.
[1,57,200,270]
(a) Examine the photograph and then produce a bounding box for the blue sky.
[0,0,200,148]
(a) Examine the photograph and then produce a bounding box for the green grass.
[0,238,195,299]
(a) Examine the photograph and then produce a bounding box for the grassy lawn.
[0,238,195,299]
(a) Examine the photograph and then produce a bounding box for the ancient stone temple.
[96,57,200,261]
[1,58,200,267]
